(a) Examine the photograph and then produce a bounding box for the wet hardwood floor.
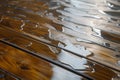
[0,0,120,80]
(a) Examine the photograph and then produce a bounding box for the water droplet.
[35,22,39,28]
[107,2,114,8]
[24,20,39,30]
[87,63,95,73]
[28,42,32,47]
[20,20,25,31]
[24,42,33,48]
[104,43,110,47]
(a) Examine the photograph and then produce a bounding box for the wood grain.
[0,42,53,80]
[0,0,119,80]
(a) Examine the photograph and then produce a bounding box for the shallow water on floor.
[0,0,120,80]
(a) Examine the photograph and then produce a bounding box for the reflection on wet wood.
[86,63,116,80]
[0,23,117,80]
[0,0,120,80]
[0,25,58,60]
[0,36,117,80]
[101,31,120,44]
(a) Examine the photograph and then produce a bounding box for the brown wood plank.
[0,24,118,80]
[0,42,53,80]
[0,0,120,80]
[0,69,18,80]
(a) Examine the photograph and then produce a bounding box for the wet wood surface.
[0,0,120,80]
[0,42,53,80]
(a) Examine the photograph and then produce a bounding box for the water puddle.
[0,0,120,80]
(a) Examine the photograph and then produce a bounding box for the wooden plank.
[0,0,120,80]
[0,24,118,80]
[0,37,117,80]
[0,42,53,80]
[0,68,19,80]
